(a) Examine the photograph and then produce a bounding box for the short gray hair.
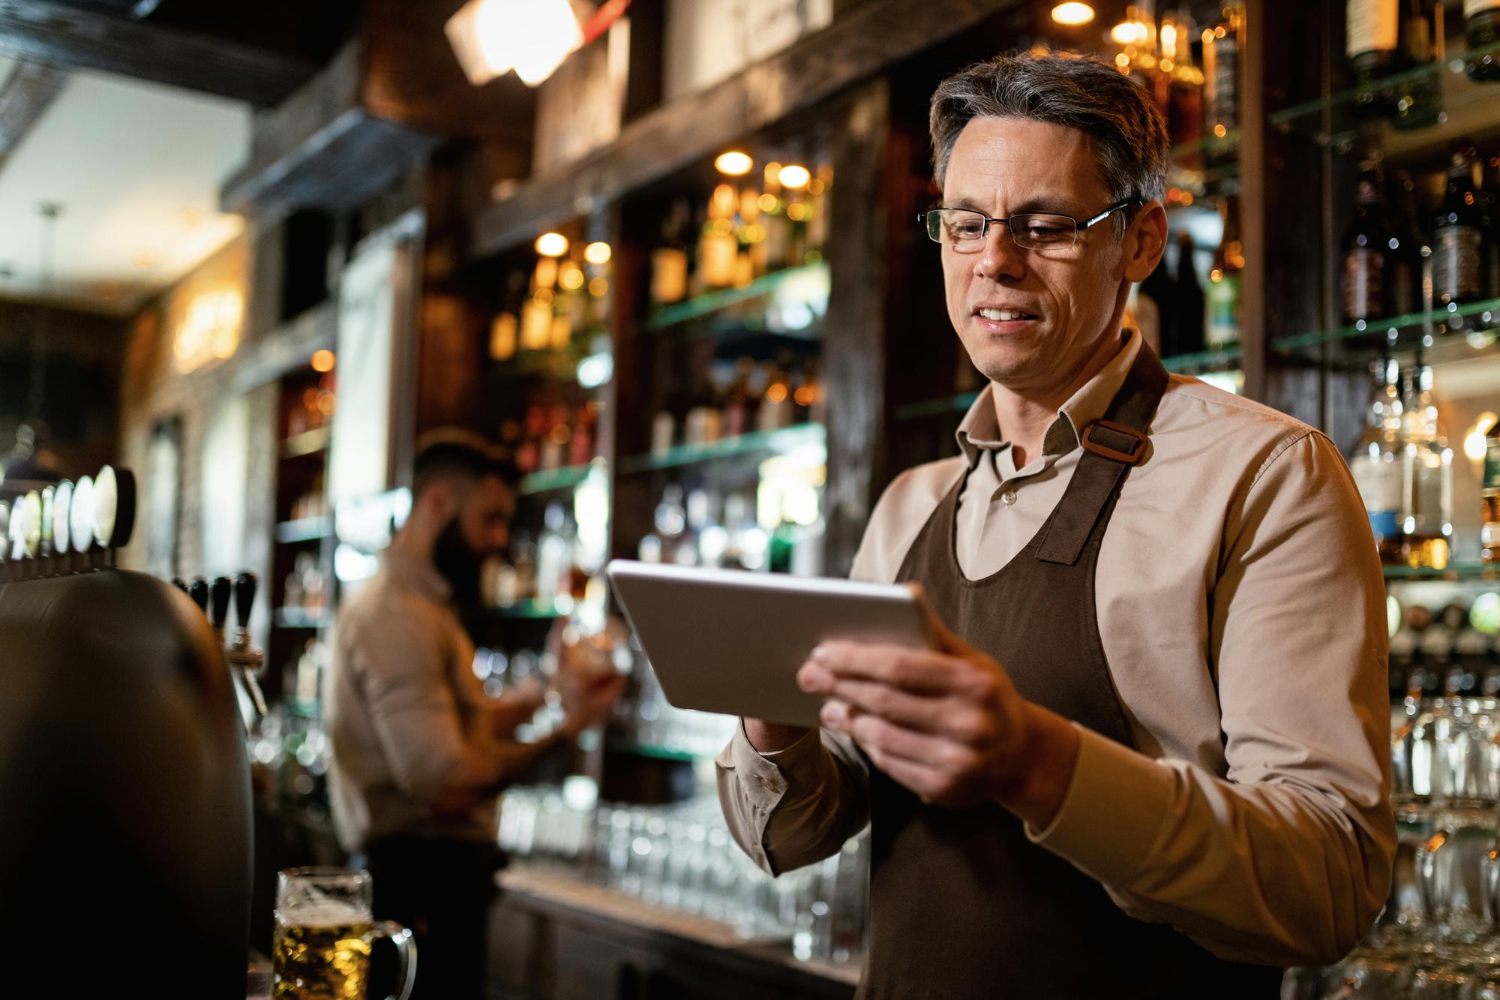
[929,52,1170,229]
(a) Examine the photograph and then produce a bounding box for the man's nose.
[973,224,1026,282]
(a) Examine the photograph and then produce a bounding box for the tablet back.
[606,560,934,727]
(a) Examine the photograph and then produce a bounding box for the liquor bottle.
[1391,0,1445,131]
[1465,0,1500,82]
[1401,360,1453,569]
[722,357,758,437]
[1343,157,1395,323]
[537,502,571,603]
[700,184,741,289]
[1349,358,1406,564]
[761,162,793,272]
[1480,417,1500,562]
[1432,141,1485,307]
[1484,152,1500,298]
[798,358,827,425]
[756,359,795,431]
[654,486,687,565]
[1136,250,1178,357]
[1207,196,1244,349]
[1388,168,1429,316]
[1159,5,1204,154]
[1349,0,1402,116]
[651,199,691,306]
[1202,3,1244,165]
[1174,231,1207,354]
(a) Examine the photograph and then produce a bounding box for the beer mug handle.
[370,920,417,1000]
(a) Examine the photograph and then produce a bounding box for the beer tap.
[188,576,208,614]
[224,572,267,721]
[210,575,232,641]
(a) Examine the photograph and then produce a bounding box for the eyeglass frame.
[918,199,1141,252]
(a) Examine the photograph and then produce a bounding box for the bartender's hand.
[797,606,1081,829]
[558,665,627,739]
[487,678,547,740]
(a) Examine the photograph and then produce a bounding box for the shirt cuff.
[1024,723,1174,886]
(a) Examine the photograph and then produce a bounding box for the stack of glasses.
[498,787,868,966]
[1313,674,1500,997]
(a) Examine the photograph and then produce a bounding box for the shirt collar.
[379,546,452,605]
[954,328,1142,468]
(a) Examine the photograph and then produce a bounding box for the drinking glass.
[273,867,416,1000]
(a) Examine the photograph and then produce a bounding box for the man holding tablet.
[716,52,1393,997]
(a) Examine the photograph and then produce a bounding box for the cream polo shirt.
[717,328,1396,967]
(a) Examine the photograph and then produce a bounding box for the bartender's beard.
[432,516,485,609]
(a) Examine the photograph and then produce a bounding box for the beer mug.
[273,867,416,1000]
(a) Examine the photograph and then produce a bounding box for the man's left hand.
[796,607,1081,827]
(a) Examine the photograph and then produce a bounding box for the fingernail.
[820,703,841,726]
[812,645,830,664]
[797,666,824,691]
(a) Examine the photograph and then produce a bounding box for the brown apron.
[857,346,1282,998]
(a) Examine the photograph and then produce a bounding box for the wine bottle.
[1207,196,1244,349]
[1432,140,1485,307]
[1343,157,1395,323]
[1349,0,1400,117]
[1465,0,1500,82]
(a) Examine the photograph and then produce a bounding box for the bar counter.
[487,861,859,999]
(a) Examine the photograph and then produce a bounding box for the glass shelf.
[1162,346,1243,374]
[1272,298,1500,357]
[1170,128,1241,164]
[275,607,329,629]
[606,740,704,762]
[617,422,826,474]
[486,600,569,619]
[1384,563,1500,583]
[1270,42,1500,130]
[280,427,330,460]
[519,464,594,496]
[644,262,829,331]
[892,391,980,422]
[275,516,332,544]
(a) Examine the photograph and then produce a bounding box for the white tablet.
[605,560,937,728]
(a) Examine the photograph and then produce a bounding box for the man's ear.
[423,479,458,522]
[1122,200,1168,284]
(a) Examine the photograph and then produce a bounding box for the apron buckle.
[1080,419,1147,465]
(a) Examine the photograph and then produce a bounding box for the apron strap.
[1035,343,1169,566]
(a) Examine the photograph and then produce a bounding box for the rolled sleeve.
[1029,431,1396,967]
[352,606,469,803]
[717,721,870,876]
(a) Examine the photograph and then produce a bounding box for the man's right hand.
[560,670,627,739]
[744,719,813,753]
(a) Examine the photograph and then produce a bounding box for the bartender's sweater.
[718,328,1395,968]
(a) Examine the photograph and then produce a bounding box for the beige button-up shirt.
[327,549,499,850]
[717,329,1395,967]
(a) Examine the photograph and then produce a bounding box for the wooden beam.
[220,43,438,214]
[0,60,64,166]
[0,0,315,106]
[470,0,1013,258]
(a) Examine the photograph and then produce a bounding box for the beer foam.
[279,900,369,928]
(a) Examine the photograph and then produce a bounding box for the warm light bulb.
[584,241,612,265]
[715,151,754,176]
[778,164,811,190]
[1051,3,1095,26]
[1465,413,1497,462]
[311,349,336,373]
[535,232,570,257]
[445,0,582,87]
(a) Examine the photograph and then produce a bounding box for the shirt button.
[1001,490,1017,507]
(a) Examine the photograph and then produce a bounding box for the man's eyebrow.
[938,194,1084,217]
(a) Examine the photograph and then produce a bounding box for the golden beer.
[273,912,374,999]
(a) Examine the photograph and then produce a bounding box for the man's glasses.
[919,199,1138,252]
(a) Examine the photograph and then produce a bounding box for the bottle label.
[1464,0,1500,18]
[1344,247,1384,319]
[1433,226,1482,301]
[1485,439,1500,491]
[1352,456,1403,538]
[1348,0,1399,57]
[1206,273,1241,348]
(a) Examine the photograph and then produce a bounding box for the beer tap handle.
[234,572,258,630]
[171,577,188,594]
[188,577,209,613]
[210,576,232,633]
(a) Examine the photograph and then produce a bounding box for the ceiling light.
[715,151,754,176]
[584,241,612,265]
[1111,5,1153,46]
[1051,3,1095,26]
[778,164,811,190]
[535,232,570,257]
[445,0,584,88]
